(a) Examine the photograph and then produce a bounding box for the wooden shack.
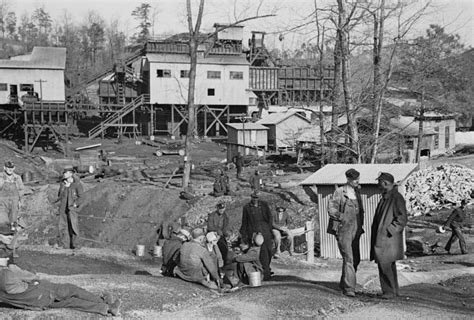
[257,111,311,151]
[300,163,418,260]
[226,122,268,161]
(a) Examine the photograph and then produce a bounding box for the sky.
[7,0,474,50]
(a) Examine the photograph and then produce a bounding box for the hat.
[276,206,285,212]
[376,172,394,183]
[251,191,259,199]
[217,202,226,209]
[345,168,360,180]
[0,224,14,236]
[169,222,182,235]
[63,166,75,173]
[179,229,191,240]
[206,232,218,242]
[191,227,205,239]
[4,161,14,168]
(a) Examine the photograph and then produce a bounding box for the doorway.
[9,84,18,104]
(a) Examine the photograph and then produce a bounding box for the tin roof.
[300,163,418,185]
[0,47,66,69]
[257,111,310,125]
[226,123,269,130]
[390,116,436,136]
[146,53,249,65]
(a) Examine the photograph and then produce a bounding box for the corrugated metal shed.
[301,163,418,260]
[301,163,418,185]
[0,47,66,69]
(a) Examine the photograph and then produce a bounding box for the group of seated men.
[160,199,294,289]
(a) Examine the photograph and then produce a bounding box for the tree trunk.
[330,34,342,163]
[370,0,385,163]
[415,89,425,163]
[337,0,359,163]
[182,0,204,189]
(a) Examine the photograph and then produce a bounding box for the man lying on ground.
[0,225,121,316]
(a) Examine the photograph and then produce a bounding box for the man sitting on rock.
[174,228,223,290]
[0,225,121,316]
[272,206,294,258]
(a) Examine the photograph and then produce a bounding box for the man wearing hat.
[54,166,83,249]
[328,168,364,297]
[174,228,223,289]
[0,160,24,230]
[370,172,407,299]
[240,192,274,281]
[0,225,122,316]
[207,202,230,263]
[443,199,468,255]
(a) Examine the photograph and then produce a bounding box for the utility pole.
[238,113,247,155]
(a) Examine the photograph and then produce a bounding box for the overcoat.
[370,188,407,263]
[56,176,83,236]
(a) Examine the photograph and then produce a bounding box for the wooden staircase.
[88,94,150,140]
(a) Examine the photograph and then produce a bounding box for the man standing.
[207,203,230,263]
[249,170,262,191]
[0,161,24,230]
[55,167,83,249]
[232,152,244,179]
[240,192,273,280]
[174,228,223,289]
[272,206,294,258]
[444,199,468,255]
[0,161,24,257]
[0,225,121,316]
[371,172,407,299]
[327,168,364,297]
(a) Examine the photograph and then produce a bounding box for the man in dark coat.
[55,167,83,249]
[161,227,190,276]
[232,152,244,179]
[0,226,121,316]
[249,170,262,191]
[207,202,230,263]
[370,172,407,299]
[240,192,273,280]
[444,199,468,254]
[328,168,364,297]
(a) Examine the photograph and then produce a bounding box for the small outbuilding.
[257,111,311,151]
[226,122,268,162]
[300,163,418,260]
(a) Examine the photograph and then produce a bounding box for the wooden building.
[300,163,418,260]
[226,122,268,161]
[257,111,311,151]
[0,47,66,105]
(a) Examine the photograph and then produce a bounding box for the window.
[20,84,34,92]
[156,69,171,78]
[445,126,450,149]
[434,126,439,149]
[0,83,7,91]
[180,70,189,78]
[207,88,215,96]
[207,71,221,79]
[230,71,243,80]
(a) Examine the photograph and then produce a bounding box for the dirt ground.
[0,137,473,319]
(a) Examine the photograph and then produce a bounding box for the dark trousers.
[259,238,273,279]
[445,227,467,254]
[217,237,229,264]
[236,166,242,178]
[377,261,399,296]
[337,233,361,293]
[48,283,109,315]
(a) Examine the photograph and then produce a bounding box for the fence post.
[305,220,314,263]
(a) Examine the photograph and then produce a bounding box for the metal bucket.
[249,271,262,287]
[153,245,163,257]
[136,244,145,257]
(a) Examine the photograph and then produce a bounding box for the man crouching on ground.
[174,228,223,290]
[0,225,121,316]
